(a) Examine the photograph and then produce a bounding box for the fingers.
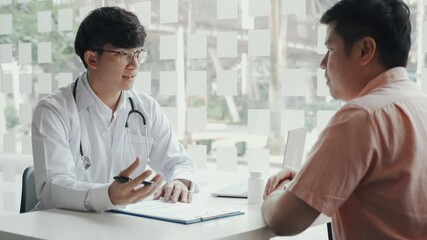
[126,169,153,191]
[162,181,175,201]
[153,180,192,203]
[277,179,291,191]
[119,155,141,177]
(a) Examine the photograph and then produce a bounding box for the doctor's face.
[89,44,147,92]
[319,23,362,101]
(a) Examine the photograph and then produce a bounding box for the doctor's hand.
[153,179,193,203]
[108,156,163,205]
[263,167,298,200]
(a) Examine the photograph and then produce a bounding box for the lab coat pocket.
[124,134,153,164]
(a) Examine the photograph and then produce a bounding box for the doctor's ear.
[84,51,98,69]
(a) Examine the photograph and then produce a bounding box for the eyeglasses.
[92,48,149,65]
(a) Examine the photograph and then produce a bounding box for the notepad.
[110,200,244,224]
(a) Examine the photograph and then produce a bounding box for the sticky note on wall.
[217,0,237,19]
[160,35,178,60]
[248,109,270,135]
[162,107,178,131]
[187,33,207,59]
[248,0,270,17]
[217,70,238,96]
[1,73,13,93]
[217,147,237,172]
[22,134,32,155]
[248,29,270,56]
[159,71,177,96]
[281,68,308,96]
[134,2,151,26]
[186,71,207,96]
[38,42,52,63]
[19,103,33,125]
[19,74,32,94]
[187,107,207,132]
[281,110,305,137]
[134,71,151,95]
[317,68,329,96]
[56,72,73,89]
[3,133,16,153]
[217,31,238,58]
[38,73,52,94]
[38,10,52,32]
[160,0,178,23]
[19,43,32,65]
[58,9,73,31]
[247,148,269,173]
[0,14,12,35]
[0,44,13,63]
[188,144,207,169]
[282,0,306,16]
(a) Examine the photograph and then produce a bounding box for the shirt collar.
[75,72,127,114]
[356,67,408,98]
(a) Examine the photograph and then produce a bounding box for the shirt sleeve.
[288,106,378,217]
[147,101,199,192]
[32,98,114,212]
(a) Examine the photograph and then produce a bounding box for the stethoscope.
[72,76,151,170]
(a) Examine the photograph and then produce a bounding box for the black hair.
[320,0,411,69]
[74,6,146,68]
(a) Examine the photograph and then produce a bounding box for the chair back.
[20,166,38,213]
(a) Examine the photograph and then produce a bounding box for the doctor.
[32,6,198,212]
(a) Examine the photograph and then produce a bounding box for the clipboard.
[110,200,245,224]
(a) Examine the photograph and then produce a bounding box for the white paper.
[217,0,238,19]
[160,35,178,60]
[248,0,270,17]
[19,74,32,94]
[282,0,306,16]
[58,8,73,31]
[0,44,12,63]
[187,107,206,132]
[246,148,269,173]
[217,70,237,96]
[188,144,207,169]
[317,110,336,134]
[162,107,178,131]
[317,68,329,96]
[159,71,177,96]
[38,73,52,94]
[186,71,207,96]
[37,10,52,33]
[38,42,52,63]
[248,109,270,135]
[0,14,12,35]
[134,71,151,95]
[56,72,73,89]
[3,133,16,153]
[22,134,32,155]
[187,33,207,59]
[217,147,237,172]
[134,2,151,26]
[281,68,308,96]
[217,31,238,58]
[317,25,327,54]
[160,0,178,23]
[281,110,305,137]
[1,73,13,93]
[18,42,32,65]
[248,30,270,56]
[19,103,32,125]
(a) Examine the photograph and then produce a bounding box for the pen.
[113,176,153,185]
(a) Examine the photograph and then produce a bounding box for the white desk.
[0,169,330,240]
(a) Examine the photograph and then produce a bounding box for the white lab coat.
[32,72,197,212]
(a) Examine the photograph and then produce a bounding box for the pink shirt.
[289,67,427,239]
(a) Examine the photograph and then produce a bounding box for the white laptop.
[211,127,307,198]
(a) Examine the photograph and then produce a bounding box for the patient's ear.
[358,37,376,66]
